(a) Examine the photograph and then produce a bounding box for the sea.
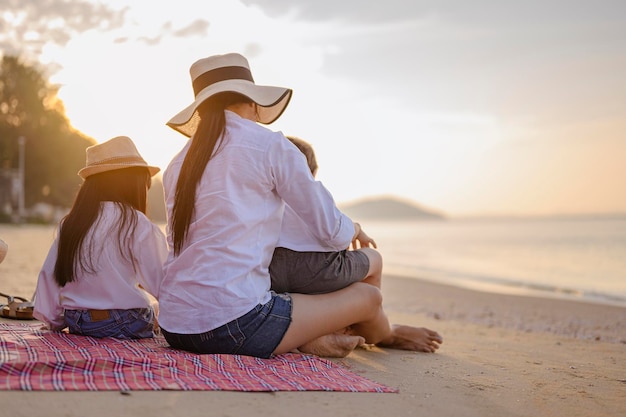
[365,217,626,307]
[1,217,625,307]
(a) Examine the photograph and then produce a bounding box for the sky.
[1,0,625,217]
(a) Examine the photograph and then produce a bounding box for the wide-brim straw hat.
[167,53,293,137]
[78,136,160,179]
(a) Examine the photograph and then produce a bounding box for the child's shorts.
[269,247,370,294]
[161,292,292,359]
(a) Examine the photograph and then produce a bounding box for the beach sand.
[1,273,624,417]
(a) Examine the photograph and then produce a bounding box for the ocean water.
[364,217,626,307]
[1,218,625,307]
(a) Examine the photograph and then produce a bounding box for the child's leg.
[270,248,378,294]
[358,247,382,289]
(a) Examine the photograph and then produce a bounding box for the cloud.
[241,0,626,133]
[240,0,431,22]
[137,35,163,46]
[134,19,209,46]
[172,19,210,38]
[0,0,126,59]
[242,0,626,25]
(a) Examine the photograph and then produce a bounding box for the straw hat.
[78,136,160,179]
[167,53,293,137]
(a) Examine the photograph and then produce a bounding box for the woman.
[34,136,166,338]
[159,53,395,358]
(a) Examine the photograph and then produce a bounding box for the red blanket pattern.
[0,322,396,392]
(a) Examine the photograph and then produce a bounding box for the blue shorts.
[269,247,370,294]
[64,307,155,339]
[161,292,292,359]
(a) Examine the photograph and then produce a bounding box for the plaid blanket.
[0,322,396,392]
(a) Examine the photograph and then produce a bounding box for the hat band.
[192,66,254,96]
[88,156,147,167]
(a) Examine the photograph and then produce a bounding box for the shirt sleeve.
[33,237,66,330]
[132,216,168,298]
[268,134,354,250]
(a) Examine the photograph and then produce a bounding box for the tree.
[0,55,95,217]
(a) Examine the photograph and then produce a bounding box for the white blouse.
[34,203,168,330]
[277,203,353,252]
[158,111,354,334]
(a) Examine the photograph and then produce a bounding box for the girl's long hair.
[53,167,151,287]
[171,92,252,256]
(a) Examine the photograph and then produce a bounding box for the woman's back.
[160,111,290,333]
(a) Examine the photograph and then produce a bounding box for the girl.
[34,136,167,339]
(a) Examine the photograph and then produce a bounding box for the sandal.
[0,292,35,320]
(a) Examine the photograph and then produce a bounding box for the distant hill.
[339,196,445,221]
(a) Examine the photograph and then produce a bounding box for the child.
[34,136,167,339]
[271,136,381,295]
[270,136,443,354]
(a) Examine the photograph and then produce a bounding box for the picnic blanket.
[0,322,396,392]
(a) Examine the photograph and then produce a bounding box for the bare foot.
[376,324,443,353]
[298,332,366,358]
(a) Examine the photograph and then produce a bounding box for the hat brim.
[167,79,292,138]
[78,164,160,179]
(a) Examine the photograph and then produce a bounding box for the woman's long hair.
[171,92,252,256]
[53,167,151,287]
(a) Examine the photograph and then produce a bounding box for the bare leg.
[273,282,389,354]
[359,247,382,289]
[376,325,443,353]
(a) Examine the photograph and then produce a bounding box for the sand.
[1,225,625,416]
[1,273,624,417]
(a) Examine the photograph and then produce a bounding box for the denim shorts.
[64,307,155,339]
[269,247,370,294]
[161,292,292,359]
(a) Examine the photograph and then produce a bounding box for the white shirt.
[159,111,353,333]
[277,204,353,252]
[34,203,168,330]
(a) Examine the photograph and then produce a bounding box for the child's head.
[75,136,160,213]
[286,136,318,177]
[80,167,152,213]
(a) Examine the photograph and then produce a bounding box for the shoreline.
[385,266,626,309]
[382,274,626,344]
